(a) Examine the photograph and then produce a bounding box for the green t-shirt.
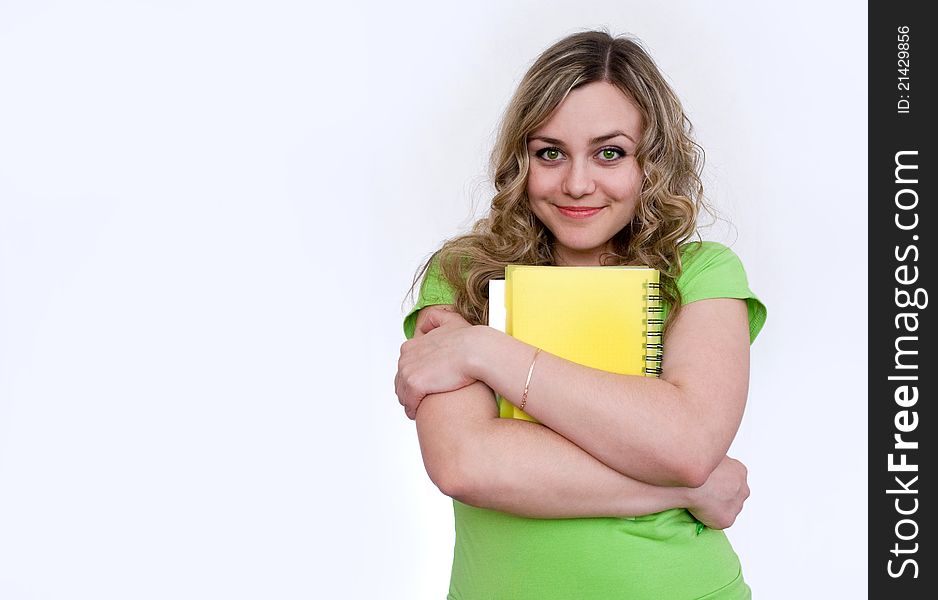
[403,241,765,600]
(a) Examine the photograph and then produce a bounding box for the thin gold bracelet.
[519,347,541,412]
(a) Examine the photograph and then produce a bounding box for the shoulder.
[676,241,748,297]
[676,241,767,344]
[403,255,459,340]
[678,241,741,273]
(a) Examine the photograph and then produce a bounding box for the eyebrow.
[529,130,637,146]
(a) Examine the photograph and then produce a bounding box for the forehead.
[531,81,643,141]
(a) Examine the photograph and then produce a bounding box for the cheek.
[526,168,558,199]
[601,170,642,202]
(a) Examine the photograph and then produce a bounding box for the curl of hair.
[407,29,711,335]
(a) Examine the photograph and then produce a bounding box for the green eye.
[543,149,561,160]
[600,148,624,160]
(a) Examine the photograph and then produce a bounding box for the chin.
[557,236,607,251]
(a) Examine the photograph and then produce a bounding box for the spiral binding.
[643,279,664,377]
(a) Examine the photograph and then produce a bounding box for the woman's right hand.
[396,305,479,420]
[684,456,750,530]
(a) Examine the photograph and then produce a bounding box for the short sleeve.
[675,242,767,344]
[402,257,458,340]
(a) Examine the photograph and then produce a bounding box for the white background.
[0,1,867,598]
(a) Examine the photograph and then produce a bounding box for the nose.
[561,158,596,199]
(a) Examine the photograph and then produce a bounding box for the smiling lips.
[556,206,604,219]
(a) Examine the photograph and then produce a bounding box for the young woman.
[396,30,766,599]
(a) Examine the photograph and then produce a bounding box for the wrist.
[464,325,496,382]
[678,482,697,509]
[652,484,694,516]
[615,480,690,518]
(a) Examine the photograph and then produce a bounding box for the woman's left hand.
[685,456,750,530]
[395,306,481,420]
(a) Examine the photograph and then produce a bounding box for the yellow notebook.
[488,265,663,422]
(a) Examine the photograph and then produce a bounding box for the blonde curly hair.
[409,29,709,334]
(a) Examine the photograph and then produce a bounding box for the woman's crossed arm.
[406,306,749,527]
[399,298,751,488]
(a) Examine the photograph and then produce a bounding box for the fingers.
[405,395,421,420]
[397,373,416,414]
[417,305,459,335]
[400,311,452,417]
[394,363,420,420]
[417,311,442,335]
[394,357,413,416]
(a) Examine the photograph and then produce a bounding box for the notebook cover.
[494,265,661,422]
